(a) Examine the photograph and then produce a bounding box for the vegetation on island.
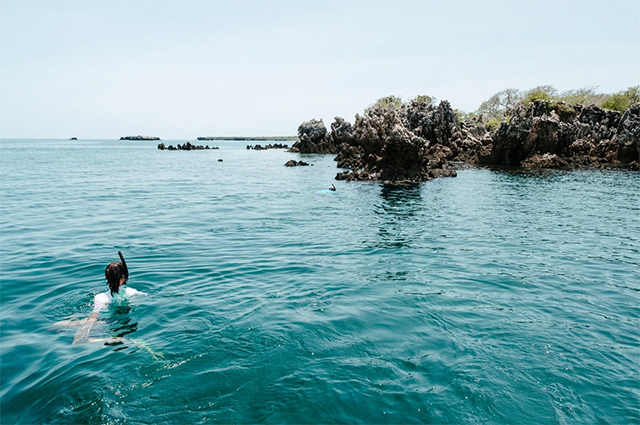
[475,85,639,128]
[367,85,639,131]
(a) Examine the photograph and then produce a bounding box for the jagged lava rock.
[290,119,339,154]
[284,160,309,166]
[333,101,459,182]
[615,104,640,163]
[486,100,638,168]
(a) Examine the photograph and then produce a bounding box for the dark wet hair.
[105,261,127,295]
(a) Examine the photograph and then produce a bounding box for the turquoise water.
[1,139,639,424]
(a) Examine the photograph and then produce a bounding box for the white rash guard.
[93,287,145,313]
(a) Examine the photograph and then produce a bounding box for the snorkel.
[105,252,129,295]
[118,251,129,284]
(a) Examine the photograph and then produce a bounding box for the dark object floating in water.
[218,159,223,162]
[69,137,77,140]
[121,135,161,140]
[285,160,309,167]
[247,143,289,150]
[157,142,219,151]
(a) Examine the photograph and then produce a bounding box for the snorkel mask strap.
[118,251,129,282]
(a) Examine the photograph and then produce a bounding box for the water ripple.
[1,140,639,424]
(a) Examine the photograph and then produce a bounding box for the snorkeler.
[329,184,336,191]
[72,251,145,344]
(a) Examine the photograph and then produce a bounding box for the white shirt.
[93,287,145,313]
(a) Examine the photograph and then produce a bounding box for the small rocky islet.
[290,99,640,183]
[121,135,161,140]
[247,143,289,150]
[157,142,219,151]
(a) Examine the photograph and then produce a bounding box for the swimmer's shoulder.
[124,287,146,296]
[93,291,111,313]
[94,291,110,304]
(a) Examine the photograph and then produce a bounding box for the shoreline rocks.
[157,142,218,151]
[247,143,289,150]
[285,160,309,166]
[289,119,339,154]
[198,136,296,141]
[294,99,639,183]
[484,100,639,169]
[296,100,464,183]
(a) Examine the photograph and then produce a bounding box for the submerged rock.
[521,153,568,169]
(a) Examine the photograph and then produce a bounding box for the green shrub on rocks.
[601,86,640,112]
[485,117,502,131]
[366,95,404,113]
[475,85,638,126]
[523,85,557,104]
[411,95,436,106]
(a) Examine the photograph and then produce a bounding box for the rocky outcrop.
[198,136,296,141]
[158,142,218,150]
[616,104,640,163]
[121,135,160,140]
[332,101,461,182]
[289,119,339,154]
[293,100,491,182]
[454,116,493,164]
[284,160,309,166]
[247,143,289,150]
[485,100,639,168]
[293,99,639,181]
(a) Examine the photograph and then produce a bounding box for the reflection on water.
[372,184,423,250]
[106,305,138,342]
[379,183,422,207]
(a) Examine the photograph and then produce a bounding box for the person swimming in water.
[329,184,336,191]
[73,251,144,344]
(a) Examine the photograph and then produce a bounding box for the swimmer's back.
[93,287,144,312]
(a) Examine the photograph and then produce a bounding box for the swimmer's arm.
[72,312,99,345]
[86,337,125,344]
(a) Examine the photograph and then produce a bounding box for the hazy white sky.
[1,0,638,139]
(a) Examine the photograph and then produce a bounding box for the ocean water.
[1,138,639,424]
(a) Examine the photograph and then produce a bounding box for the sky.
[0,0,638,139]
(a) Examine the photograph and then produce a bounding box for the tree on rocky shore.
[477,88,522,120]
[365,95,437,113]
[475,85,639,124]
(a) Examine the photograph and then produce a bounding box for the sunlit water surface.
[1,139,639,424]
